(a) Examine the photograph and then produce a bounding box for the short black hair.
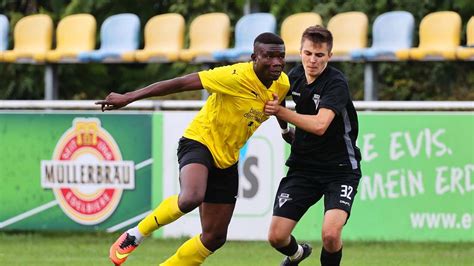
[253,32,284,45]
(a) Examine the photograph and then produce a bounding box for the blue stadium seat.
[0,14,8,52]
[77,13,140,62]
[213,13,276,62]
[351,11,414,60]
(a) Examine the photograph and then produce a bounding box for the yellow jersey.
[183,62,290,169]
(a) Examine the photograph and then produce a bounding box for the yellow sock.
[137,195,184,236]
[160,235,212,266]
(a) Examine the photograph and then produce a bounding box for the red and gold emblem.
[41,118,135,225]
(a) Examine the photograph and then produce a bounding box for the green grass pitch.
[0,232,472,265]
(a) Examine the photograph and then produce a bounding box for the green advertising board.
[0,112,152,231]
[1,111,472,242]
[294,112,474,242]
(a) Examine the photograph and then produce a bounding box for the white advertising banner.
[162,112,286,240]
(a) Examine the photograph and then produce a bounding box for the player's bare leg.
[199,202,235,251]
[320,209,347,266]
[268,216,313,265]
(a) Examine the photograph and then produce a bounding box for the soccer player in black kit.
[264,25,362,266]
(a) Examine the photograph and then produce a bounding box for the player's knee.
[178,193,204,213]
[202,231,227,251]
[322,229,341,252]
[267,231,288,248]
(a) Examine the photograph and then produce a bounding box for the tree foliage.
[0,0,472,100]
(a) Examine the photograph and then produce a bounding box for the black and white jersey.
[286,64,361,174]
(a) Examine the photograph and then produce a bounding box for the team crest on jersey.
[41,118,135,225]
[278,193,292,207]
[313,94,321,110]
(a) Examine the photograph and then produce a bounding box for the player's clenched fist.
[264,93,281,116]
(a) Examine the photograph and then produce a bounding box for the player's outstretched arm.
[95,73,203,111]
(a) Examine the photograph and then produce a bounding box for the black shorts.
[273,168,360,222]
[177,137,239,204]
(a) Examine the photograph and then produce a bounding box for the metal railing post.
[364,62,378,101]
[44,64,58,100]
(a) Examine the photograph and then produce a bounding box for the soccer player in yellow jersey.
[96,32,289,266]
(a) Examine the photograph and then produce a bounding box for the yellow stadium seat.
[396,11,461,60]
[129,13,185,62]
[281,12,323,61]
[327,12,368,60]
[456,16,474,60]
[0,14,53,63]
[179,13,230,62]
[46,14,96,62]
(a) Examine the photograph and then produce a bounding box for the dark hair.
[254,32,284,45]
[301,25,333,52]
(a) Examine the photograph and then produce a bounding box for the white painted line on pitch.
[0,158,153,228]
[106,210,152,232]
[135,158,153,170]
[0,200,58,229]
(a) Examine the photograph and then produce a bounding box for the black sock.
[320,246,342,266]
[276,235,299,256]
